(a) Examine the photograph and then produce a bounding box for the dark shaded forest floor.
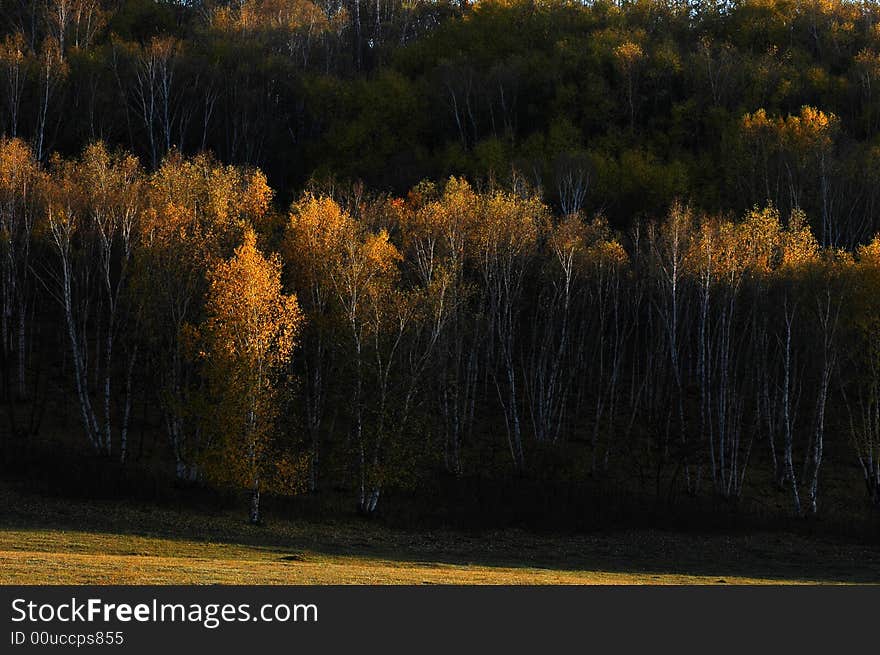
[0,482,878,584]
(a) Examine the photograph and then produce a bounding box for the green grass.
[0,483,878,584]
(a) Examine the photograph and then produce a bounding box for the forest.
[3,0,880,532]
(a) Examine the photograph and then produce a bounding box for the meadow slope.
[1,485,878,584]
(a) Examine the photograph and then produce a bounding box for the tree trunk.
[250,478,261,525]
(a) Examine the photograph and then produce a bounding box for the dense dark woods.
[3,0,880,533]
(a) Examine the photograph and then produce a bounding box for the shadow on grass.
[1,483,878,584]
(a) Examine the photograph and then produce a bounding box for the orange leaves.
[686,209,758,281]
[199,228,303,496]
[285,193,353,284]
[362,229,402,282]
[780,208,819,269]
[286,192,404,330]
[660,201,825,285]
[741,107,773,139]
[144,35,179,62]
[784,106,839,152]
[613,41,644,71]
[741,105,839,154]
[41,141,145,248]
[857,234,880,266]
[241,170,273,224]
[39,35,67,74]
[549,214,627,277]
[740,204,783,272]
[548,214,588,265]
[0,138,42,202]
[472,189,546,265]
[143,152,267,264]
[0,32,26,64]
[136,152,268,351]
[205,228,302,372]
[211,0,337,38]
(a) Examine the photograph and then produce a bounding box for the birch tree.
[328,220,403,513]
[0,138,42,406]
[43,142,143,458]
[471,189,544,471]
[138,152,262,479]
[401,178,478,475]
[202,229,302,524]
[284,193,350,491]
[0,33,28,138]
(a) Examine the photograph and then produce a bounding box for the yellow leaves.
[0,32,27,67]
[145,152,265,263]
[397,179,482,296]
[741,106,839,153]
[205,165,237,227]
[741,108,771,138]
[549,214,627,275]
[785,106,838,151]
[205,228,302,372]
[672,202,822,284]
[855,48,880,84]
[780,208,819,268]
[741,107,776,138]
[212,0,334,37]
[0,138,40,194]
[593,239,628,268]
[40,36,67,76]
[686,217,727,280]
[613,41,644,71]
[549,214,588,264]
[241,170,273,223]
[0,138,44,247]
[78,142,143,217]
[857,234,880,267]
[363,229,402,281]
[286,193,353,277]
[337,226,402,321]
[739,204,783,273]
[41,142,145,244]
[473,190,545,262]
[436,177,481,247]
[843,235,880,347]
[201,227,303,497]
[288,193,401,295]
[145,35,178,61]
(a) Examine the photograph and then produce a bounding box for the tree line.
[6,0,880,243]
[3,137,880,524]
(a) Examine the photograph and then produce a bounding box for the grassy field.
[1,484,879,584]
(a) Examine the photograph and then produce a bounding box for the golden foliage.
[0,137,43,214]
[741,105,839,154]
[549,214,627,276]
[781,208,819,269]
[285,193,354,289]
[206,229,301,372]
[613,41,645,70]
[201,228,303,494]
[471,189,546,265]
[0,32,27,67]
